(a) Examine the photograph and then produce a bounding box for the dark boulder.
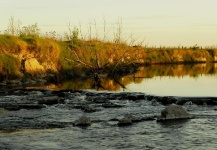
[158,97,177,105]
[207,99,217,105]
[127,94,145,101]
[146,95,155,101]
[157,104,192,122]
[118,114,134,126]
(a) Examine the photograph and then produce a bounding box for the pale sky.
[1,0,217,47]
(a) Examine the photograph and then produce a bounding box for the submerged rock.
[4,104,20,111]
[88,96,108,103]
[117,114,156,126]
[158,97,177,105]
[28,90,44,96]
[102,102,122,108]
[74,104,98,113]
[157,104,191,121]
[176,97,217,106]
[38,96,64,105]
[18,104,45,109]
[73,115,91,127]
[151,99,161,106]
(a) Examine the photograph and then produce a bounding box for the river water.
[124,74,217,97]
[0,91,216,150]
[0,64,217,150]
[56,63,217,97]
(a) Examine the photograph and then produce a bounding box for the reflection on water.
[55,63,217,96]
[126,75,217,97]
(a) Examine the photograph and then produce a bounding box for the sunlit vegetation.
[1,17,217,82]
[0,54,21,81]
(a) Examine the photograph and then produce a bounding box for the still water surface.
[125,75,217,97]
[56,64,217,97]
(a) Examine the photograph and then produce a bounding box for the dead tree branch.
[65,47,95,69]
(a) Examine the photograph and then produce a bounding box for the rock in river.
[73,115,91,127]
[38,96,64,105]
[157,104,191,121]
[4,104,20,111]
[102,102,122,108]
[118,114,134,126]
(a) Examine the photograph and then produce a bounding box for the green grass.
[0,54,21,79]
[0,35,27,55]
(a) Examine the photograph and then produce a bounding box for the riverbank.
[1,34,217,86]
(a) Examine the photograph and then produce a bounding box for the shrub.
[20,23,40,37]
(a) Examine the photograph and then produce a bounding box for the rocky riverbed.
[0,88,217,149]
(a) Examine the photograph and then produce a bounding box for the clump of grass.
[20,36,60,67]
[0,35,27,55]
[0,54,21,80]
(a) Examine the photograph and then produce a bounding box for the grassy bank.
[1,34,217,82]
[1,20,217,82]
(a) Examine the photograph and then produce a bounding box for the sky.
[1,0,217,47]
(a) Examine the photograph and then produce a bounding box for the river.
[0,64,217,150]
[56,63,217,97]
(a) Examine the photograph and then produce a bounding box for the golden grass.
[1,33,217,80]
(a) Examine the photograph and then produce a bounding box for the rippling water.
[0,92,217,150]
